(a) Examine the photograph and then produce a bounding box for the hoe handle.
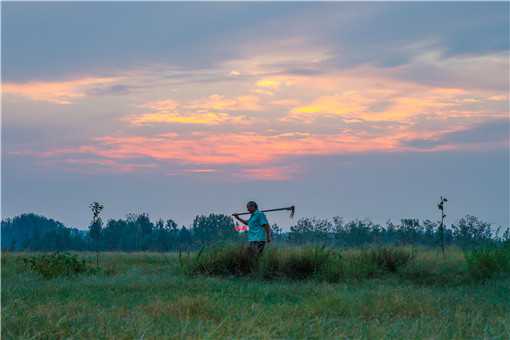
[232,206,295,217]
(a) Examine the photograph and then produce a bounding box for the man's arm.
[232,214,248,225]
[263,224,271,243]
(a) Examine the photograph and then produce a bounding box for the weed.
[259,246,332,280]
[184,243,257,276]
[369,247,415,272]
[22,252,97,279]
[465,245,510,280]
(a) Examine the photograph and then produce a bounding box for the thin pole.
[438,196,447,257]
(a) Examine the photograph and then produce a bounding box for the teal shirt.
[247,210,269,242]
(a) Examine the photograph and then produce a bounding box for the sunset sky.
[2,2,509,229]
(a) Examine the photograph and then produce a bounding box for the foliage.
[192,214,238,245]
[453,215,494,248]
[259,246,332,280]
[465,244,510,280]
[1,213,88,251]
[184,245,419,282]
[183,243,257,276]
[289,218,333,244]
[2,212,508,252]
[2,250,509,339]
[369,247,415,272]
[21,252,96,279]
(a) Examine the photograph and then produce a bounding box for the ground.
[2,251,509,339]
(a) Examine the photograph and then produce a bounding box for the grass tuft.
[369,247,415,272]
[21,252,98,279]
[183,243,257,276]
[184,245,420,282]
[465,245,510,280]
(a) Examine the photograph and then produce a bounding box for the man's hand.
[233,213,248,225]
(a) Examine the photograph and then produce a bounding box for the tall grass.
[183,244,510,284]
[181,244,257,276]
[183,244,417,282]
[3,250,510,338]
[465,244,510,280]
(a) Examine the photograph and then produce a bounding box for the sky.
[2,2,509,230]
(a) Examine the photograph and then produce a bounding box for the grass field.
[2,247,510,339]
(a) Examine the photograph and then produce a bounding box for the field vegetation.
[3,205,509,338]
[2,244,509,339]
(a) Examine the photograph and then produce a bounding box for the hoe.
[232,205,295,218]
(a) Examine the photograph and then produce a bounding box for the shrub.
[259,246,332,280]
[184,244,332,279]
[22,252,96,279]
[184,245,417,282]
[341,250,380,280]
[183,244,257,276]
[465,245,510,280]
[369,247,415,272]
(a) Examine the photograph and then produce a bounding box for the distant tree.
[102,219,127,250]
[398,219,422,245]
[271,224,283,242]
[0,213,88,251]
[135,213,153,250]
[423,219,437,246]
[289,218,332,245]
[192,214,237,246]
[452,215,493,248]
[178,226,193,250]
[166,219,179,250]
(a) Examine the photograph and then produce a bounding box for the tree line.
[2,211,508,252]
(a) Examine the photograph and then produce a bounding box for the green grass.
[2,247,510,339]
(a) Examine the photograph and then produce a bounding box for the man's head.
[246,201,258,213]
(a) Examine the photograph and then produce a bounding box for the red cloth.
[235,225,248,232]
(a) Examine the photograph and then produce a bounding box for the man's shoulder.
[256,211,268,222]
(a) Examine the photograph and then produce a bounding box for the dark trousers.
[249,241,266,256]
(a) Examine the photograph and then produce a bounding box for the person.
[233,201,271,255]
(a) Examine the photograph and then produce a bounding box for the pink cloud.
[2,77,119,104]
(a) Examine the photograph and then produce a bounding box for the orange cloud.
[284,80,493,123]
[127,95,258,126]
[256,79,281,89]
[189,94,261,112]
[287,92,368,122]
[237,166,299,181]
[142,100,179,111]
[128,111,245,125]
[2,77,119,104]
[55,131,399,167]
[58,158,158,174]
[167,168,218,176]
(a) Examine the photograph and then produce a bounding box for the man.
[233,201,271,255]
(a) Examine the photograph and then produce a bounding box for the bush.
[259,246,332,280]
[183,245,421,282]
[465,245,510,280]
[183,244,332,279]
[22,252,96,279]
[183,244,257,276]
[369,247,415,272]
